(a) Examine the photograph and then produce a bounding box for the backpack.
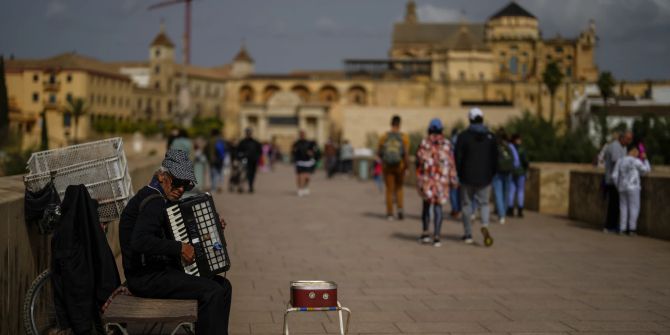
[382,132,404,165]
[497,143,514,173]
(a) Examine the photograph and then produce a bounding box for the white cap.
[468,107,484,121]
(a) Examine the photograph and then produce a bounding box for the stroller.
[228,157,248,193]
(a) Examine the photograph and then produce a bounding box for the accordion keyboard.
[167,205,200,276]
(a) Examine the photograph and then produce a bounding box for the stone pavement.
[216,164,670,335]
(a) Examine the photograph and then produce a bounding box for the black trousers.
[246,161,258,191]
[128,268,232,335]
[605,184,620,231]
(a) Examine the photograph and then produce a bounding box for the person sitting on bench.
[119,149,232,335]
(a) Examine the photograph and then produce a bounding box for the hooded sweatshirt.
[455,123,498,187]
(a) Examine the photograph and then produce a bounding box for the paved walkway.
[217,165,670,335]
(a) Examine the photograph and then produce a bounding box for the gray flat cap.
[162,149,197,184]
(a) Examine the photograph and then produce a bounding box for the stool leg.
[283,308,292,335]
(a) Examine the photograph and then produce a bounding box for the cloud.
[316,17,339,35]
[417,4,463,23]
[45,0,66,18]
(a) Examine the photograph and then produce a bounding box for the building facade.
[8,1,660,151]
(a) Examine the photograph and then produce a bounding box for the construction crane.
[148,0,194,65]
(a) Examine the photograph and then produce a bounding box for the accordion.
[166,193,230,277]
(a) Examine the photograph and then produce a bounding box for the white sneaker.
[386,215,395,221]
[304,188,310,196]
[499,217,505,225]
[297,189,304,197]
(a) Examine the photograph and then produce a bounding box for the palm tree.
[542,62,564,124]
[597,71,616,110]
[596,71,616,145]
[63,98,88,144]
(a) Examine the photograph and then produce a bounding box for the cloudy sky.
[1,0,669,80]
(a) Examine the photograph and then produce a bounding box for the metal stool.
[283,301,351,335]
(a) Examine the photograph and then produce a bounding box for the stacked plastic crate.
[23,138,134,222]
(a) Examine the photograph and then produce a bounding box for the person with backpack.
[415,118,457,247]
[455,108,498,246]
[206,129,227,193]
[492,129,513,224]
[507,133,530,217]
[236,128,262,193]
[292,130,319,197]
[377,115,410,221]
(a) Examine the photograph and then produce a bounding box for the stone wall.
[524,163,595,216]
[569,169,670,240]
[0,155,161,334]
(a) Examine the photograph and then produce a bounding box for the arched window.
[318,85,339,103]
[262,84,280,103]
[239,85,255,103]
[291,85,311,103]
[509,56,518,74]
[347,85,367,105]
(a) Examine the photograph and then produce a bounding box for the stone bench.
[103,295,197,335]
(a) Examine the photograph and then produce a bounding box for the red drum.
[290,281,337,308]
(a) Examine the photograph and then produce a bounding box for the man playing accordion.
[119,149,232,335]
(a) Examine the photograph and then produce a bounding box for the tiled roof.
[233,46,254,63]
[489,2,536,20]
[392,23,487,50]
[151,31,175,48]
[5,53,130,79]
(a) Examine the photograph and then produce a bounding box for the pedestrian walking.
[169,128,193,157]
[507,133,530,217]
[378,115,410,221]
[236,128,262,193]
[206,128,226,193]
[611,144,651,235]
[340,140,354,175]
[455,108,498,246]
[603,131,633,232]
[415,119,457,247]
[372,157,383,193]
[492,129,513,224]
[324,139,338,178]
[449,128,462,219]
[292,130,319,196]
[193,138,208,192]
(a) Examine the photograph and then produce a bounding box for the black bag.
[25,181,61,235]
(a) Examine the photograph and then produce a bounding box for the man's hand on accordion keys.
[220,216,227,230]
[181,242,196,264]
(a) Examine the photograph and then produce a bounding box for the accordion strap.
[139,193,165,212]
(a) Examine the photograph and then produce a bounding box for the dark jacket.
[51,185,120,334]
[236,137,262,163]
[455,124,498,187]
[119,185,181,279]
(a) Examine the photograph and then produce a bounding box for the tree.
[597,71,616,108]
[63,98,88,144]
[542,62,564,124]
[0,56,10,147]
[40,109,48,150]
[595,71,616,145]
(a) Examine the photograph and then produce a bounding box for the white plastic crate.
[24,138,134,222]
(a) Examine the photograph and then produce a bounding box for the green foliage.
[504,111,597,163]
[408,131,424,157]
[542,62,564,123]
[63,98,89,144]
[633,115,670,165]
[188,117,223,138]
[597,71,616,103]
[1,147,32,176]
[92,117,161,136]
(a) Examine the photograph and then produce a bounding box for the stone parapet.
[570,168,670,240]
